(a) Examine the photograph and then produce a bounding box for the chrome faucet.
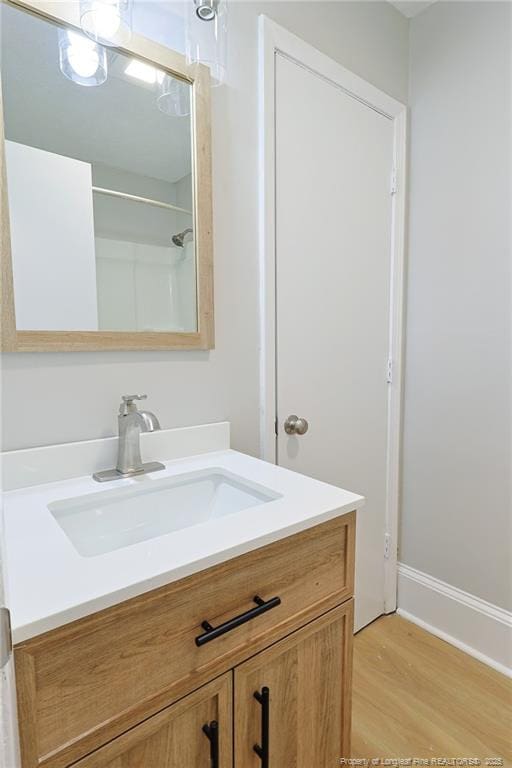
[93,395,165,482]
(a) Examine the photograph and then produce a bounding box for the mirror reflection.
[1,3,197,333]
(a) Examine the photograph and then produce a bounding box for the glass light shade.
[157,75,191,117]
[185,0,227,87]
[79,0,132,47]
[59,29,107,87]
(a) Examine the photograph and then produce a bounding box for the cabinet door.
[73,674,232,768]
[234,602,353,767]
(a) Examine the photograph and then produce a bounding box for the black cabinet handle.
[253,686,270,767]
[195,596,281,647]
[202,720,219,768]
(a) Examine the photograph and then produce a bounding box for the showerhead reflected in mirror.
[171,228,194,248]
[1,2,197,334]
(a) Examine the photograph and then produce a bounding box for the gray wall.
[1,1,408,454]
[400,2,511,610]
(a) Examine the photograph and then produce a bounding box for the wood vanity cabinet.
[70,675,233,768]
[14,513,356,768]
[234,603,352,768]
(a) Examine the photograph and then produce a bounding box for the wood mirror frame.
[0,0,214,352]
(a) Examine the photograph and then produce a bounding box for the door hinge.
[386,358,393,384]
[390,167,398,195]
[0,606,12,669]
[384,533,391,560]
[274,418,278,436]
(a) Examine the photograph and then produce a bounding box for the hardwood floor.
[351,614,512,765]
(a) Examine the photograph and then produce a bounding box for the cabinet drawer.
[15,512,355,768]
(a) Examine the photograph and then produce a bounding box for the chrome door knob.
[284,415,309,435]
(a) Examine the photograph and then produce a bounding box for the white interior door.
[274,52,395,631]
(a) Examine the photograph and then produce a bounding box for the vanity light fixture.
[194,0,219,21]
[186,0,227,86]
[58,29,107,86]
[79,0,132,47]
[157,75,191,117]
[124,60,188,118]
[125,59,163,85]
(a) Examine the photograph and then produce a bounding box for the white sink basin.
[48,468,281,557]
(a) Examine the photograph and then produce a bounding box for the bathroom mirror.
[0,0,214,351]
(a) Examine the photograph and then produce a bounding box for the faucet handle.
[122,394,147,405]
[119,394,147,416]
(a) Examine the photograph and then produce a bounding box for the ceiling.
[1,3,192,185]
[388,1,437,18]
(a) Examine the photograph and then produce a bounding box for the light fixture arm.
[194,0,219,21]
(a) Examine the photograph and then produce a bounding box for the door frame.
[258,16,407,614]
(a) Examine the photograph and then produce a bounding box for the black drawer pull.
[195,595,281,647]
[253,686,270,767]
[202,720,219,768]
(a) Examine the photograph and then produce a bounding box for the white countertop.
[3,448,363,644]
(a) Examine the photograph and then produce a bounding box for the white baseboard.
[397,562,512,678]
